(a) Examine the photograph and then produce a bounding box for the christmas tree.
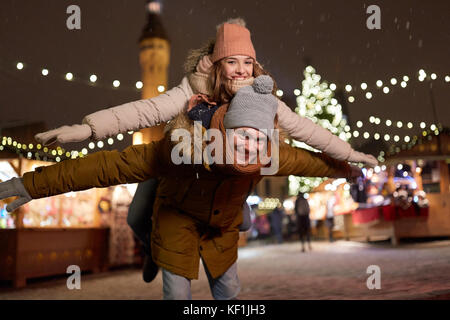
[289,66,351,195]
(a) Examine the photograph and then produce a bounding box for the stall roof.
[385,128,450,164]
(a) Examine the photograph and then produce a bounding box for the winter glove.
[0,177,33,212]
[35,123,92,146]
[347,150,378,168]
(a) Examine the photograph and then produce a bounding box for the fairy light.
[41,69,49,76]
[16,62,24,70]
[136,81,143,89]
[157,85,165,93]
[357,121,363,128]
[383,87,390,94]
[376,80,383,87]
[345,85,352,92]
[348,96,355,103]
[65,73,73,81]
[90,74,97,83]
[113,80,120,88]
[365,92,372,99]
[386,119,392,126]
[390,78,397,85]
[360,83,367,90]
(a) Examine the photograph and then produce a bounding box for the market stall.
[0,155,111,288]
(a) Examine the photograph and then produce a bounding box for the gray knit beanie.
[224,75,278,132]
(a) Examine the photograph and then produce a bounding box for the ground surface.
[1,239,450,300]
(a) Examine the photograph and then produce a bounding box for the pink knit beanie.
[211,22,256,63]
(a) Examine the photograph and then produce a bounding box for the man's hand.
[35,124,92,146]
[0,178,32,212]
[347,164,364,183]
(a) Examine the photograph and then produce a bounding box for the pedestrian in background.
[325,194,336,242]
[269,203,285,244]
[295,193,312,252]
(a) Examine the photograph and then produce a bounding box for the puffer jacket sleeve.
[276,99,353,161]
[275,143,352,178]
[22,141,166,199]
[82,77,194,140]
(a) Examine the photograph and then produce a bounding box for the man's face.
[232,127,268,166]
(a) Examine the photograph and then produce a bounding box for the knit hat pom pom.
[252,75,274,94]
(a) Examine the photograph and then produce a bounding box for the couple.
[1,18,375,299]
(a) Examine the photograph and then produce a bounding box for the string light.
[65,72,73,81]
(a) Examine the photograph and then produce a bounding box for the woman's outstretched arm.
[35,77,194,145]
[276,100,378,167]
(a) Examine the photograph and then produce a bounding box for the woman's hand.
[348,150,378,168]
[0,178,32,212]
[35,124,92,146]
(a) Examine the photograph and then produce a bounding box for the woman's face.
[222,55,254,80]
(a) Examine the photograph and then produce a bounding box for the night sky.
[1,0,449,153]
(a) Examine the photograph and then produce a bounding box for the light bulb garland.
[0,131,134,163]
[4,59,166,93]
[293,68,449,103]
